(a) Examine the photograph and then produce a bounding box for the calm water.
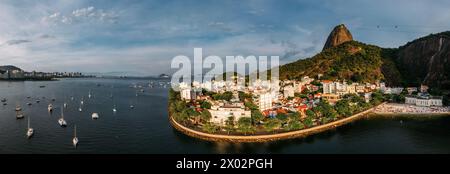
[0,78,449,154]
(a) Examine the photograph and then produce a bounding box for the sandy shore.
[374,103,450,114]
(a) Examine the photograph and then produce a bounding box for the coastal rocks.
[323,24,354,51]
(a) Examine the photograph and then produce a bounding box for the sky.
[1,0,450,76]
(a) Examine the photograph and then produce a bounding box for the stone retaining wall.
[169,105,379,143]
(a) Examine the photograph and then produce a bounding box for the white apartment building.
[283,85,295,98]
[180,88,197,100]
[209,103,251,126]
[405,95,443,107]
[254,91,273,111]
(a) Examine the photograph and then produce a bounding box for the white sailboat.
[16,110,24,119]
[91,113,99,119]
[113,105,117,113]
[78,104,82,112]
[73,125,78,147]
[80,97,84,105]
[58,107,67,127]
[15,104,22,111]
[48,103,53,112]
[88,90,92,99]
[64,102,68,108]
[130,101,134,109]
[26,117,34,138]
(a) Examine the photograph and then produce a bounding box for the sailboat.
[88,90,92,99]
[73,125,78,147]
[130,101,134,109]
[58,107,67,127]
[64,102,68,108]
[26,117,34,138]
[78,103,82,112]
[16,110,25,119]
[48,103,53,112]
[15,104,22,111]
[91,113,99,119]
[80,97,84,105]
[113,104,117,113]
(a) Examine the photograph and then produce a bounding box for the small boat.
[78,107,82,112]
[52,98,56,101]
[73,125,78,147]
[58,107,67,127]
[27,102,32,106]
[36,100,40,103]
[113,105,117,113]
[15,105,22,111]
[2,103,6,106]
[39,85,46,88]
[64,102,68,108]
[130,105,134,109]
[48,104,53,112]
[140,89,144,92]
[1,98,6,102]
[91,113,99,119]
[26,117,34,138]
[70,96,74,101]
[80,97,84,105]
[88,90,92,99]
[27,96,31,99]
[16,113,25,119]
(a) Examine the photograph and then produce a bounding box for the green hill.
[279,41,404,86]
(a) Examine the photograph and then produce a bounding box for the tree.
[264,118,281,133]
[335,99,352,117]
[237,117,254,135]
[304,117,313,127]
[175,101,187,112]
[276,113,289,123]
[200,110,212,123]
[202,122,218,133]
[224,116,235,134]
[200,101,212,109]
[287,120,304,131]
[251,110,264,124]
[306,110,315,118]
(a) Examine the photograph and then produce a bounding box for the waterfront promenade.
[170,105,379,142]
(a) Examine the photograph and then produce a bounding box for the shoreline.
[169,102,450,142]
[169,104,380,143]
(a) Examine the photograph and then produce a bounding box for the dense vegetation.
[279,41,404,86]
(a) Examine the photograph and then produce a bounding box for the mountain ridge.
[279,25,450,89]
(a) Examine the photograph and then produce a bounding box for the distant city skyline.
[1,0,450,76]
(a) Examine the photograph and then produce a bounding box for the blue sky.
[1,0,450,76]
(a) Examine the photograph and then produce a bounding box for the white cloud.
[42,6,119,25]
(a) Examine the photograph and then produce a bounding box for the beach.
[374,103,450,114]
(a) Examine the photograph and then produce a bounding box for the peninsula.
[168,24,450,142]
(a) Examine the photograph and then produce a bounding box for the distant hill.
[279,24,450,89]
[0,65,23,72]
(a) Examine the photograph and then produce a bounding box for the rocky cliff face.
[323,24,354,51]
[396,32,450,88]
